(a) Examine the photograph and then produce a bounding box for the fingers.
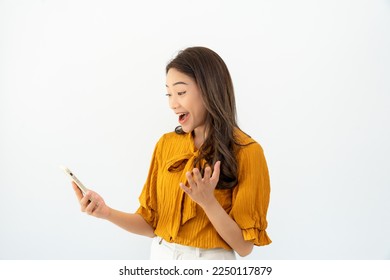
[72,182,84,201]
[192,168,203,184]
[186,171,197,188]
[79,191,91,212]
[179,182,191,195]
[85,197,99,215]
[79,191,100,215]
[211,161,221,181]
[181,162,221,197]
[185,163,219,187]
[203,166,211,184]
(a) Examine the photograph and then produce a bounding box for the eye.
[165,93,171,97]
[178,91,186,96]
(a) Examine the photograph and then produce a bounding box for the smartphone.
[60,165,89,195]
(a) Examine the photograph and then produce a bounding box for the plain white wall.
[1,0,389,259]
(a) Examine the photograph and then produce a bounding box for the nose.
[169,94,179,110]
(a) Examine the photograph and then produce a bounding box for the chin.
[180,125,192,134]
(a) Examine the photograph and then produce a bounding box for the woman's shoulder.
[155,131,189,147]
[234,130,268,175]
[160,131,188,141]
[234,128,256,146]
[234,128,265,155]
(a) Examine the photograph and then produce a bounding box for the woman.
[73,46,271,260]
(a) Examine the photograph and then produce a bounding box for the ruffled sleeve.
[135,138,161,229]
[229,141,272,246]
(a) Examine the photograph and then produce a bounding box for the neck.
[193,126,207,149]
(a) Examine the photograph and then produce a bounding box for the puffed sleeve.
[229,142,272,246]
[135,138,162,229]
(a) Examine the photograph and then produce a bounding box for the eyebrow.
[165,81,188,88]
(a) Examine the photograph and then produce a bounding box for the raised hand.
[72,182,110,219]
[179,161,221,209]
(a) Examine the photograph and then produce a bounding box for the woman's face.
[166,68,208,136]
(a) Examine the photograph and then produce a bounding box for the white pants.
[150,237,236,260]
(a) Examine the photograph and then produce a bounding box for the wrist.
[200,196,219,212]
[103,206,113,220]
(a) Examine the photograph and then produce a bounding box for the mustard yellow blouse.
[136,129,271,250]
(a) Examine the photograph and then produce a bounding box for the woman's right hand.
[72,182,111,219]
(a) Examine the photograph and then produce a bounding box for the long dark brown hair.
[166,46,240,189]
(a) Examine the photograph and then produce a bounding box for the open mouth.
[178,113,189,124]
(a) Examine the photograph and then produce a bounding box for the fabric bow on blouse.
[164,144,202,239]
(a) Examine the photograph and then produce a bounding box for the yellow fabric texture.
[136,129,271,249]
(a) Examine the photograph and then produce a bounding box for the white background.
[1,0,389,260]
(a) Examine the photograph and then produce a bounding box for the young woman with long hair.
[72,46,271,259]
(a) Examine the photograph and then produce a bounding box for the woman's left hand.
[180,161,221,209]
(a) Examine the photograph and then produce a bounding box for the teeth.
[179,113,188,121]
